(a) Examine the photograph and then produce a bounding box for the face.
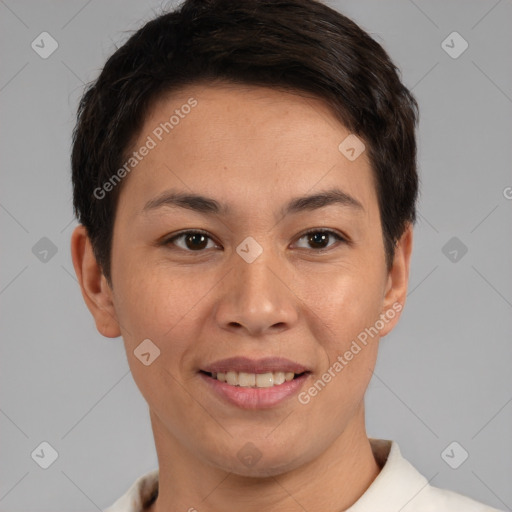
[74,82,412,477]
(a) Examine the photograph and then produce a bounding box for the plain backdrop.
[1,0,511,510]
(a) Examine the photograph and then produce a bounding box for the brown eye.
[166,231,217,251]
[295,230,345,251]
[164,229,345,253]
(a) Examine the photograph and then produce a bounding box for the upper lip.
[201,357,311,374]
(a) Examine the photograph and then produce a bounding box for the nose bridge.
[234,235,283,306]
[214,234,298,334]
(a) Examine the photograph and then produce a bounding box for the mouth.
[198,357,313,409]
[199,370,310,388]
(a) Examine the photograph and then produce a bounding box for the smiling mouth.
[200,370,309,388]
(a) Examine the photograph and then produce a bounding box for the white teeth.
[226,371,238,386]
[238,372,256,387]
[273,372,286,385]
[256,372,273,387]
[210,370,301,387]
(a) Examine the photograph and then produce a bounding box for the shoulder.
[103,469,159,512]
[418,484,503,512]
[348,439,503,512]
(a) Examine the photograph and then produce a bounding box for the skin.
[71,82,413,512]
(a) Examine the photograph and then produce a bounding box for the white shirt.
[104,438,503,512]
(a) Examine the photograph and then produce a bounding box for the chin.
[206,447,307,478]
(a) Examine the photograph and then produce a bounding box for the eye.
[163,228,346,253]
[164,230,219,252]
[294,229,346,251]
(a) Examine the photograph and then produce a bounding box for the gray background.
[1,0,511,510]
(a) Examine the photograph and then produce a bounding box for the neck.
[147,405,380,512]
[148,405,380,512]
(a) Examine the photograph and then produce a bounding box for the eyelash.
[162,229,347,253]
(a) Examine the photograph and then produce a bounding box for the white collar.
[104,438,499,512]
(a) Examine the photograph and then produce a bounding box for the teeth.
[256,373,273,388]
[226,371,238,386]
[210,371,298,387]
[239,372,256,387]
[273,372,286,385]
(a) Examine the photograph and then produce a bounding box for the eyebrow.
[142,187,364,217]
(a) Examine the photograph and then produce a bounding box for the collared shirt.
[104,438,502,512]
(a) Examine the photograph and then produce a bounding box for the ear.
[70,225,121,338]
[378,223,413,337]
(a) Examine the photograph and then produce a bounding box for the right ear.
[70,225,121,338]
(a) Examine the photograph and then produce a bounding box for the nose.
[214,243,299,337]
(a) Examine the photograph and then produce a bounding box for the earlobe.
[70,225,121,338]
[379,223,414,337]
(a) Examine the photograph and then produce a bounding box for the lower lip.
[199,372,310,409]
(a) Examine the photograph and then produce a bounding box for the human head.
[70,0,417,482]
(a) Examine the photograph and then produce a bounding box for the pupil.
[187,233,207,250]
[309,232,328,248]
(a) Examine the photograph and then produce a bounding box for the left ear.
[378,223,413,337]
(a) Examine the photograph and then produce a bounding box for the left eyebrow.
[141,187,364,217]
[282,188,364,216]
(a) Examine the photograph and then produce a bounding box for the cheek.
[112,267,206,407]
[298,274,381,421]
[299,258,385,335]
[114,257,182,325]
[298,259,384,393]
[112,261,222,361]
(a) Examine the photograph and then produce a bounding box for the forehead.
[117,82,378,221]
